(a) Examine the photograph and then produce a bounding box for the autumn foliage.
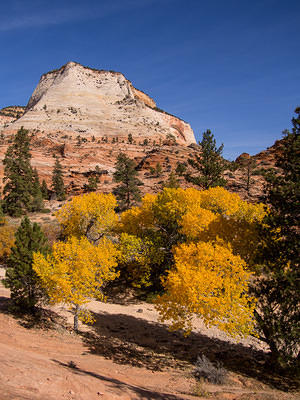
[0,222,15,263]
[32,192,120,329]
[33,236,119,330]
[155,242,256,337]
[118,187,266,337]
[0,185,265,339]
[56,192,118,242]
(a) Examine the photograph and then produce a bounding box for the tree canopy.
[2,216,49,311]
[33,236,119,330]
[56,192,118,243]
[113,152,142,210]
[2,127,33,216]
[118,186,265,337]
[186,130,227,189]
[51,157,65,200]
[252,107,300,370]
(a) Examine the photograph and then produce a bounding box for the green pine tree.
[31,168,44,212]
[41,179,49,200]
[2,127,34,216]
[113,152,142,210]
[51,157,66,200]
[186,130,227,189]
[163,171,180,189]
[243,158,257,196]
[86,175,98,192]
[252,108,300,372]
[175,162,187,177]
[2,216,49,312]
[150,162,163,177]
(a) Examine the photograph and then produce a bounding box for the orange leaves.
[0,223,15,262]
[118,186,265,337]
[180,206,216,239]
[155,241,256,337]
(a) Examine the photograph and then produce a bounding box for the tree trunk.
[74,304,79,332]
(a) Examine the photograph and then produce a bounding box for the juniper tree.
[253,108,300,372]
[113,152,142,210]
[51,157,66,200]
[186,130,226,189]
[2,216,49,312]
[2,127,33,216]
[0,203,5,226]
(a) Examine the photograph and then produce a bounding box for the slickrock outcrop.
[4,62,195,145]
[0,62,281,202]
[0,106,25,130]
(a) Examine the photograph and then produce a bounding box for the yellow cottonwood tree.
[119,187,265,286]
[56,192,118,242]
[180,187,266,263]
[118,187,265,336]
[155,241,256,337]
[0,223,15,263]
[117,233,163,288]
[33,236,119,331]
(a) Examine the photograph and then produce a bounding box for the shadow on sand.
[0,296,297,392]
[80,310,298,391]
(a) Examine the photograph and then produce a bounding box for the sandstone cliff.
[4,62,195,145]
[0,62,279,202]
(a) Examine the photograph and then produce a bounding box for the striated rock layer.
[0,62,278,202]
[4,62,195,145]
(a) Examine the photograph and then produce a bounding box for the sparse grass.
[193,354,227,385]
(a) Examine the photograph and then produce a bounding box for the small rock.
[136,308,143,313]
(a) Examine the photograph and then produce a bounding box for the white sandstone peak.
[4,62,196,145]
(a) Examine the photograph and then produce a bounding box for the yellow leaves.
[119,193,156,236]
[176,187,267,264]
[180,206,216,239]
[151,188,191,225]
[117,233,162,287]
[198,186,241,216]
[0,223,15,262]
[155,241,256,337]
[46,186,265,337]
[33,236,119,323]
[117,187,264,337]
[56,192,118,242]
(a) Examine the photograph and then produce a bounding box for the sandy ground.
[0,267,298,400]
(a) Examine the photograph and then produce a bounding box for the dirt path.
[0,268,298,400]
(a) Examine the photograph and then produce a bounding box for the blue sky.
[1,0,299,159]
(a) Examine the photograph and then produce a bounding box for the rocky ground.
[0,130,275,204]
[0,268,298,400]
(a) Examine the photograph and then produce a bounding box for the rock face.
[5,62,195,145]
[0,62,279,202]
[0,106,25,130]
